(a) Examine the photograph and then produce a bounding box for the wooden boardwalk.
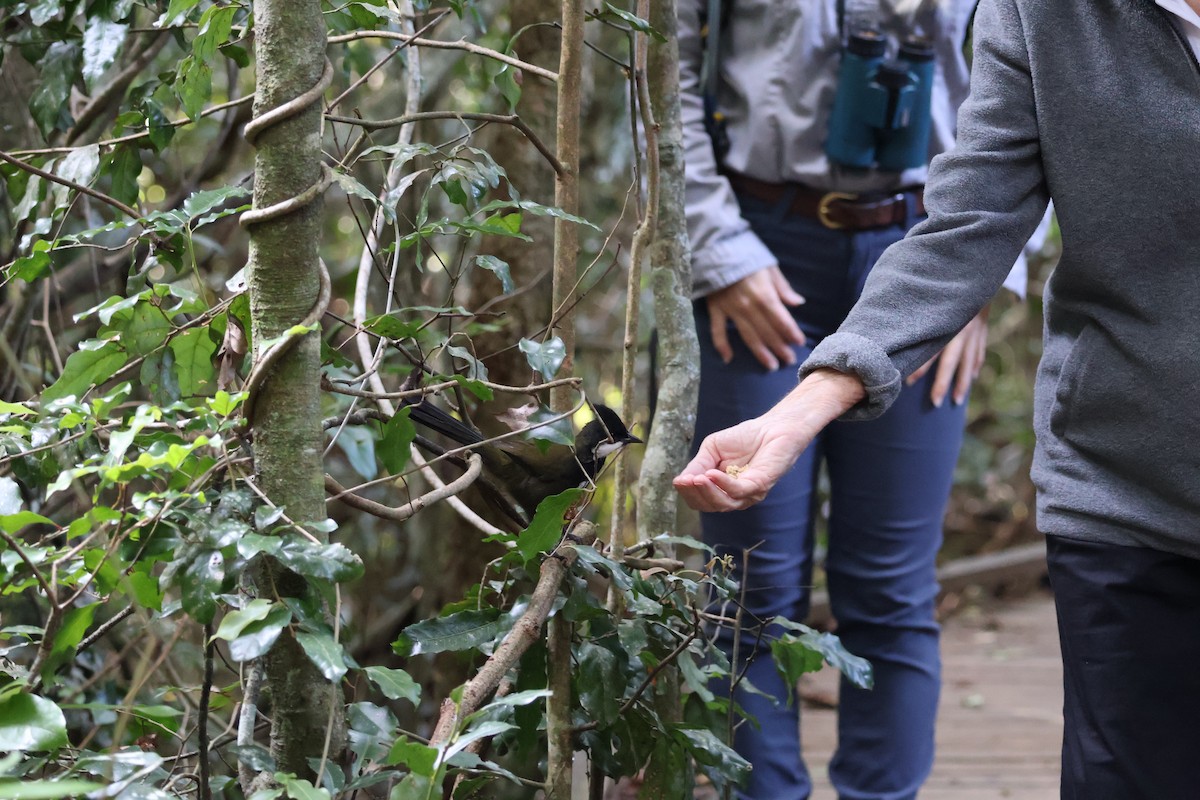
[802,589,1064,799]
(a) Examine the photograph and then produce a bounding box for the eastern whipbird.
[405,400,642,519]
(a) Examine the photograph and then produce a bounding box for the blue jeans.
[696,192,967,800]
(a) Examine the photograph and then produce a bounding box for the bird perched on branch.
[406,400,642,518]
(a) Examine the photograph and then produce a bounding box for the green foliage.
[0,2,881,797]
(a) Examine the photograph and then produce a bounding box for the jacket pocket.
[1048,323,1099,441]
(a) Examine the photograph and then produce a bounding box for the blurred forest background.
[0,0,1054,796]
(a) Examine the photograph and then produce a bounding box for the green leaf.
[493,64,521,111]
[385,736,438,776]
[30,42,80,137]
[169,328,217,397]
[0,512,56,535]
[0,478,20,516]
[193,5,236,62]
[140,349,181,405]
[161,0,202,26]
[107,145,142,208]
[597,3,667,41]
[392,608,503,657]
[184,186,251,225]
[179,549,224,624]
[445,345,487,382]
[518,337,565,381]
[517,489,583,565]
[8,250,51,283]
[0,693,68,752]
[0,400,34,416]
[295,631,348,682]
[363,666,420,705]
[228,606,292,661]
[41,603,97,680]
[473,255,514,294]
[278,775,330,800]
[675,728,751,780]
[791,629,874,690]
[0,779,106,798]
[213,599,275,642]
[577,642,621,727]
[42,341,128,403]
[335,424,377,481]
[82,17,128,91]
[379,407,414,475]
[362,314,426,340]
[115,302,171,356]
[281,539,362,582]
[176,55,212,120]
[476,199,600,230]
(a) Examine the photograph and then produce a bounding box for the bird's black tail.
[406,400,485,447]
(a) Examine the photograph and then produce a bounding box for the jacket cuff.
[691,229,777,298]
[799,333,901,421]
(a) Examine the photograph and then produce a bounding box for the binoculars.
[825,31,936,172]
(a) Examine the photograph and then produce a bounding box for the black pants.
[1046,535,1200,800]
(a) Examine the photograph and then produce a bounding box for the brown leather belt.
[726,171,925,231]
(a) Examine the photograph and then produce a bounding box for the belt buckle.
[817,191,858,230]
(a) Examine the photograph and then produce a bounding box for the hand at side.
[906,305,990,407]
[673,369,866,511]
[706,265,806,371]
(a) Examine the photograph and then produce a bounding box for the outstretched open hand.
[674,369,867,512]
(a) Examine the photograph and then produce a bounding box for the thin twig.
[323,453,483,522]
[77,605,135,653]
[0,150,140,219]
[326,31,559,82]
[328,111,564,176]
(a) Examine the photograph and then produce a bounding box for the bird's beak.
[626,434,643,445]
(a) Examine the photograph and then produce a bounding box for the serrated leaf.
[393,609,503,657]
[0,693,68,752]
[363,666,420,705]
[295,631,348,682]
[517,489,583,565]
[473,255,513,294]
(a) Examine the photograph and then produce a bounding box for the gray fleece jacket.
[801,0,1200,557]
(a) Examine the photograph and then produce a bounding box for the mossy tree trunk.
[245,0,343,778]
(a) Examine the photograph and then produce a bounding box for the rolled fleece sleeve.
[678,0,777,298]
[801,0,1050,419]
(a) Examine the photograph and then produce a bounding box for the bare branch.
[323,453,484,522]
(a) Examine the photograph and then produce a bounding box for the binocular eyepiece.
[825,30,936,172]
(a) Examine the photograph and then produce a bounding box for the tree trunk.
[636,2,698,795]
[636,0,697,547]
[245,0,343,778]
